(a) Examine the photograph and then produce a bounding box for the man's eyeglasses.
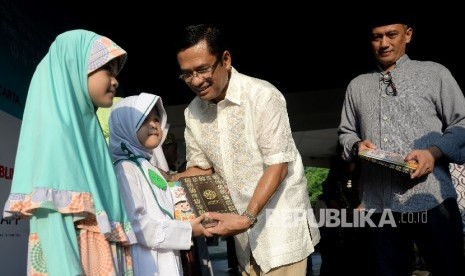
[381,72,397,96]
[179,59,220,82]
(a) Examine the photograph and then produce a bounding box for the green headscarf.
[3,29,134,242]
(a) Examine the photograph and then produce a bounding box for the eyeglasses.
[381,72,397,96]
[178,59,220,82]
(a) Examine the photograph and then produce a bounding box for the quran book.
[359,148,418,174]
[179,174,238,228]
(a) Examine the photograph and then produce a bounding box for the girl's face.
[88,59,119,108]
[137,107,163,150]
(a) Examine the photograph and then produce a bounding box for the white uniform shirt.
[109,93,192,276]
[115,159,192,276]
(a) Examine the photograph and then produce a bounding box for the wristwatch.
[241,210,257,228]
[351,140,362,158]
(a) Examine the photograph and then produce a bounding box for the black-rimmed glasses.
[382,72,397,96]
[178,59,220,82]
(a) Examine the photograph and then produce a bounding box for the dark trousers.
[318,218,377,276]
[371,198,465,276]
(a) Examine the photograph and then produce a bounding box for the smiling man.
[173,24,320,275]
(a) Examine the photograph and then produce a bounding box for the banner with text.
[1,1,50,274]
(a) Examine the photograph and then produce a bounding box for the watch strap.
[241,210,257,228]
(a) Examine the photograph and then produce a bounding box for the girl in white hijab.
[108,92,211,275]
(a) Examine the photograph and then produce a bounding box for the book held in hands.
[176,174,238,227]
[359,148,418,174]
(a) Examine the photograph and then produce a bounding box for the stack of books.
[359,148,418,174]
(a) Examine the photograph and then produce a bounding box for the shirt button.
[383,115,388,120]
[383,138,388,142]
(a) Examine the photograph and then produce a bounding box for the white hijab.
[109,92,167,162]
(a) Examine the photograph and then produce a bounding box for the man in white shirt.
[172,24,320,275]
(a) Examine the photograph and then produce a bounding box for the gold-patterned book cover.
[179,174,238,227]
[359,148,418,174]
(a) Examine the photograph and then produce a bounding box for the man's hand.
[405,148,438,179]
[190,214,214,238]
[358,140,377,153]
[171,166,213,181]
[203,212,251,237]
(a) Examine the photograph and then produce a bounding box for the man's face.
[371,23,412,72]
[177,40,231,103]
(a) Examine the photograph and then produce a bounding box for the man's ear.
[222,51,232,70]
[405,27,413,43]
